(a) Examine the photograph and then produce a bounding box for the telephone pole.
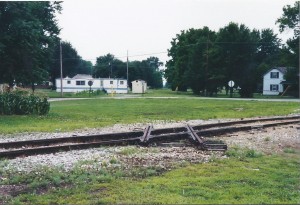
[127,50,129,88]
[60,41,63,97]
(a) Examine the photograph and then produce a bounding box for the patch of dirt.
[0,185,28,197]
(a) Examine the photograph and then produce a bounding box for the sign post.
[88,80,93,97]
[228,80,235,98]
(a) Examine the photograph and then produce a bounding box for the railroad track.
[0,115,299,159]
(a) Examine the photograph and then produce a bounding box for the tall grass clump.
[0,89,50,115]
[226,147,263,159]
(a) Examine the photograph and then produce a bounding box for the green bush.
[0,91,50,115]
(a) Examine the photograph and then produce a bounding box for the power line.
[53,40,282,62]
[53,51,168,61]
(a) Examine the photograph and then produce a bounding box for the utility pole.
[60,40,63,97]
[205,33,209,97]
[109,62,112,78]
[298,1,300,99]
[127,50,129,89]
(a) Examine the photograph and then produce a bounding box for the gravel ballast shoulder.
[0,117,299,174]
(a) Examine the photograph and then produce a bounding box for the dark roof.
[264,67,287,76]
[275,67,287,74]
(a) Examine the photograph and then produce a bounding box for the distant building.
[131,80,147,94]
[55,74,128,94]
[263,67,287,95]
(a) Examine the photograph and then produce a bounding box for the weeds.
[117,147,140,155]
[226,147,263,159]
[109,157,118,164]
[283,148,296,153]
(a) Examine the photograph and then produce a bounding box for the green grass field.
[37,88,298,99]
[0,98,299,133]
[1,92,299,204]
[4,149,299,204]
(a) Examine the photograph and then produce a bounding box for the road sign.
[88,80,93,86]
[228,80,235,87]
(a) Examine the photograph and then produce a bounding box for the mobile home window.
[76,81,85,85]
[100,81,103,86]
[270,72,279,78]
[110,81,113,85]
[67,80,71,84]
[120,81,124,85]
[270,84,278,91]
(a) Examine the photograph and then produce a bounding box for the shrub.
[0,90,50,115]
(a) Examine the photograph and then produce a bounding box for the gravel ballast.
[0,117,299,174]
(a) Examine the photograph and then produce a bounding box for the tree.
[254,29,282,91]
[276,2,299,97]
[49,41,92,86]
[276,2,299,37]
[0,1,61,90]
[141,57,163,88]
[165,30,191,91]
[93,54,124,78]
[93,54,163,89]
[214,23,259,97]
[165,27,217,93]
[166,24,259,97]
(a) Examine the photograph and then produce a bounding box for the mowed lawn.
[0,98,299,133]
[1,97,300,204]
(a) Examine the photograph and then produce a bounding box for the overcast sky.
[58,0,295,65]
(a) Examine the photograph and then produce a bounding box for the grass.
[96,154,299,204]
[1,89,299,204]
[3,149,299,204]
[0,98,299,133]
[39,88,298,99]
[35,89,105,98]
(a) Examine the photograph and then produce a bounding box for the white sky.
[58,0,296,65]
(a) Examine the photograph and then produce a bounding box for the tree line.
[0,1,163,91]
[0,1,298,95]
[165,2,299,97]
[93,54,163,88]
[0,2,61,90]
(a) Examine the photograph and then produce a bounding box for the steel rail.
[1,115,298,150]
[0,137,141,159]
[0,116,298,159]
[195,120,300,137]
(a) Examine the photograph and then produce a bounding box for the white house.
[263,67,287,95]
[56,74,128,94]
[131,80,147,94]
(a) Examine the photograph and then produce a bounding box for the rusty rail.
[0,115,299,159]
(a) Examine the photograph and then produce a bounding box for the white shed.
[263,67,287,95]
[131,80,147,94]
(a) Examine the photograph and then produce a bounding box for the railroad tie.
[140,125,153,143]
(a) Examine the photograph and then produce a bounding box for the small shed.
[132,80,147,94]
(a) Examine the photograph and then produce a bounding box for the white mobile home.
[263,67,286,95]
[131,80,147,94]
[56,74,128,94]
